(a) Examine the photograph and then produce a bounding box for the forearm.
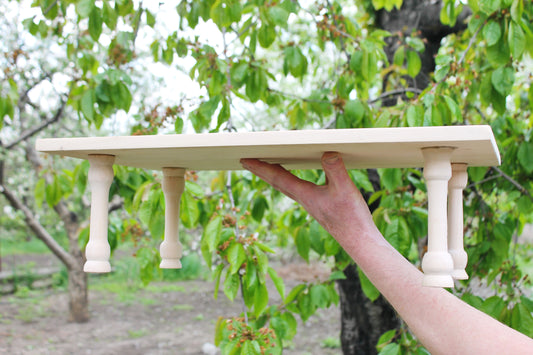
[341,226,533,355]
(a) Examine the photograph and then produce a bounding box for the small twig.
[466,172,502,189]
[493,166,533,202]
[368,87,423,104]
[268,88,330,104]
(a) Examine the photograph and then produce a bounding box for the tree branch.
[5,96,68,150]
[0,184,77,270]
[493,166,533,203]
[368,88,423,104]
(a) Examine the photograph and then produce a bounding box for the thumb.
[321,152,352,189]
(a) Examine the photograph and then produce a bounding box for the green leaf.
[251,195,269,221]
[385,215,412,255]
[295,227,310,262]
[310,284,330,309]
[34,178,46,208]
[328,271,347,281]
[285,284,305,304]
[210,0,241,28]
[483,20,502,46]
[202,215,223,253]
[227,242,247,274]
[76,0,94,18]
[80,89,95,122]
[378,342,400,355]
[146,10,156,27]
[268,267,286,300]
[517,141,533,173]
[376,329,396,349]
[283,46,307,78]
[508,20,526,58]
[212,263,224,300]
[111,82,132,112]
[491,66,515,96]
[380,168,402,191]
[223,271,240,301]
[361,49,378,81]
[479,0,502,14]
[254,282,269,316]
[245,262,258,289]
[103,0,117,30]
[253,245,269,276]
[393,46,405,66]
[281,312,298,340]
[41,0,58,19]
[89,6,103,41]
[357,266,380,301]
[480,295,506,319]
[406,50,421,78]
[350,170,374,193]
[180,190,199,228]
[468,12,487,32]
[406,105,423,127]
[344,100,365,126]
[511,0,524,22]
[245,67,267,102]
[324,236,341,256]
[443,95,462,121]
[268,6,290,27]
[258,23,276,48]
[487,38,511,67]
[511,303,533,337]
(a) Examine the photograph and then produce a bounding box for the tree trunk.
[68,263,89,323]
[337,2,471,353]
[338,265,400,355]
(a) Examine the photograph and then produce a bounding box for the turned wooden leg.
[84,154,115,273]
[160,167,186,269]
[421,147,454,287]
[448,163,469,280]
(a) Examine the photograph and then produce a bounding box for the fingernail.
[323,153,339,165]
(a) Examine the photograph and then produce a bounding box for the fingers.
[320,152,353,191]
[240,158,315,203]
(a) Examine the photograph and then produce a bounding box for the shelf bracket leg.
[448,163,469,280]
[84,154,115,273]
[421,147,454,287]
[160,167,186,269]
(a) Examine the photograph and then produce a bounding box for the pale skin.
[240,152,533,355]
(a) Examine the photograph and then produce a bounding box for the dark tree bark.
[337,2,471,354]
[338,265,400,355]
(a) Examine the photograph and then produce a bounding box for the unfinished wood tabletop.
[35,125,501,171]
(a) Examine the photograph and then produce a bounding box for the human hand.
[240,152,377,244]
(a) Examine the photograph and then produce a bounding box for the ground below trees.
[0,254,341,355]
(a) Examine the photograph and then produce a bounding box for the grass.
[1,237,54,255]
[172,304,194,311]
[127,329,149,339]
[145,284,187,293]
[321,336,341,349]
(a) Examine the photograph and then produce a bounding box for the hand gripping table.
[36,125,501,288]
